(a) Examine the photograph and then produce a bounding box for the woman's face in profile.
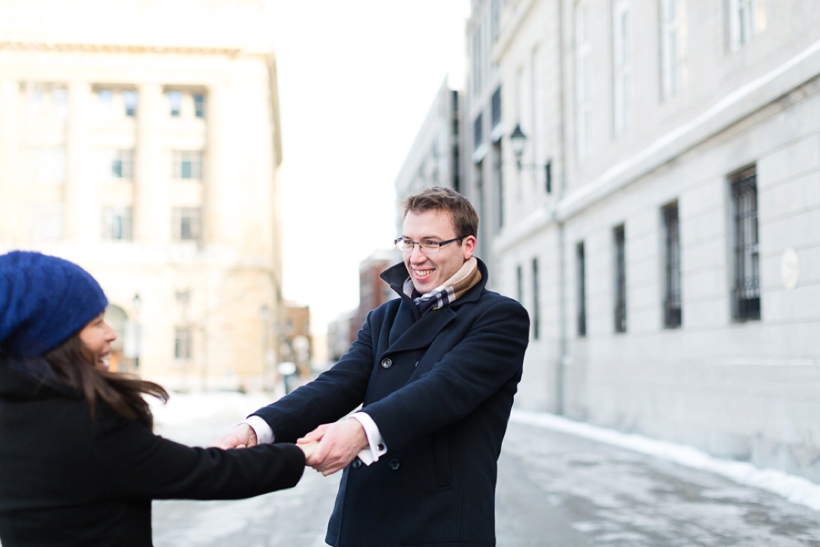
[78,313,117,370]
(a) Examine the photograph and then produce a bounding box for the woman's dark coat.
[0,365,305,547]
[253,259,530,547]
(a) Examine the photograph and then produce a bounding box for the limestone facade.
[0,0,284,391]
[481,0,820,480]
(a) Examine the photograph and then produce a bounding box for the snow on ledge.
[510,409,820,512]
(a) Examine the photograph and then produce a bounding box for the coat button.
[381,358,393,369]
[389,459,400,471]
[351,459,362,469]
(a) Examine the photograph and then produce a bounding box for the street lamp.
[509,123,553,194]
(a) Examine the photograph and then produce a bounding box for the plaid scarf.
[404,257,482,317]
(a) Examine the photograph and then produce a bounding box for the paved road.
[152,417,820,547]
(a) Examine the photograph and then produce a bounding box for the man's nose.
[409,244,427,262]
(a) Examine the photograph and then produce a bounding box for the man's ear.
[462,235,477,259]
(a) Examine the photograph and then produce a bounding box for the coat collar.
[378,258,489,354]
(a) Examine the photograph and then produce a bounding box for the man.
[217,187,529,547]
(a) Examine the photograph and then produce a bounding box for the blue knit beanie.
[0,251,108,359]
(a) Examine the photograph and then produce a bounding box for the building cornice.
[0,41,249,56]
[493,35,820,253]
[491,0,537,62]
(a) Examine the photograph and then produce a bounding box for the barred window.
[174,327,191,360]
[173,207,202,241]
[167,91,183,117]
[613,224,627,333]
[577,242,587,337]
[532,258,540,340]
[101,207,132,241]
[731,167,760,321]
[662,202,682,328]
[172,151,203,180]
[111,150,134,179]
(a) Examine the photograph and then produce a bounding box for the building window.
[51,88,68,119]
[662,201,682,328]
[193,93,206,118]
[122,90,138,117]
[660,0,688,99]
[172,151,203,180]
[577,242,586,337]
[167,91,183,117]
[516,264,523,303]
[110,150,134,179]
[613,224,627,333]
[491,87,502,130]
[102,207,132,241]
[98,89,114,106]
[174,327,192,359]
[613,0,632,136]
[729,0,765,51]
[493,141,504,231]
[731,167,760,321]
[491,0,501,42]
[575,1,591,160]
[29,147,66,185]
[473,113,484,151]
[173,207,202,241]
[29,204,64,243]
[532,257,540,340]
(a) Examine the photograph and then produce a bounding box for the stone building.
[482,0,820,480]
[0,0,285,391]
[394,78,461,232]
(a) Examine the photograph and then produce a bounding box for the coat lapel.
[385,303,457,355]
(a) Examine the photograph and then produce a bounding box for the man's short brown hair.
[403,186,479,238]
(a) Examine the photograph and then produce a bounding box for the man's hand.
[213,423,257,449]
[298,419,368,476]
[297,440,320,464]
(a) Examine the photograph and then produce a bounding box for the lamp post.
[260,304,273,392]
[131,293,142,371]
[509,123,553,194]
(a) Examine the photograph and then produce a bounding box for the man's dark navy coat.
[254,259,530,547]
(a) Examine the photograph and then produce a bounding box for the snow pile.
[511,409,820,512]
[149,391,276,427]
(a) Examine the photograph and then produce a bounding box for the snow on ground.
[146,392,820,513]
[510,409,820,512]
[149,391,276,428]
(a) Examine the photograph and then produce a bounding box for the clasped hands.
[214,419,368,477]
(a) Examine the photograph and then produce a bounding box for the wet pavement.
[152,416,820,547]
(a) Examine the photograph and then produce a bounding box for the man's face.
[401,209,476,294]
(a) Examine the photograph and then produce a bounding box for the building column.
[204,82,238,246]
[134,83,169,245]
[0,80,23,246]
[64,81,96,243]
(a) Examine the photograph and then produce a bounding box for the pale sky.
[264,1,470,333]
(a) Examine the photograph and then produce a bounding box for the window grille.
[173,207,202,241]
[174,327,191,359]
[731,167,760,321]
[167,91,183,117]
[122,90,138,117]
[193,93,205,118]
[111,150,134,179]
[663,202,682,328]
[172,151,203,180]
[532,258,540,340]
[491,87,502,129]
[613,225,627,333]
[101,207,132,241]
[577,242,586,336]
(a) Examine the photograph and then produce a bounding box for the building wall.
[0,0,284,392]
[489,0,820,480]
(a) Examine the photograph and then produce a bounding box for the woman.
[0,251,313,546]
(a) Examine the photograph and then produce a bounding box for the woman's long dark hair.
[42,334,168,428]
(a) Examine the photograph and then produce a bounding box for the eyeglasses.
[394,236,464,254]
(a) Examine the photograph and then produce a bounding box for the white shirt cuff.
[242,415,274,445]
[349,412,388,466]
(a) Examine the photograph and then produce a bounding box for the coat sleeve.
[92,407,306,501]
[250,310,379,442]
[362,297,529,451]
